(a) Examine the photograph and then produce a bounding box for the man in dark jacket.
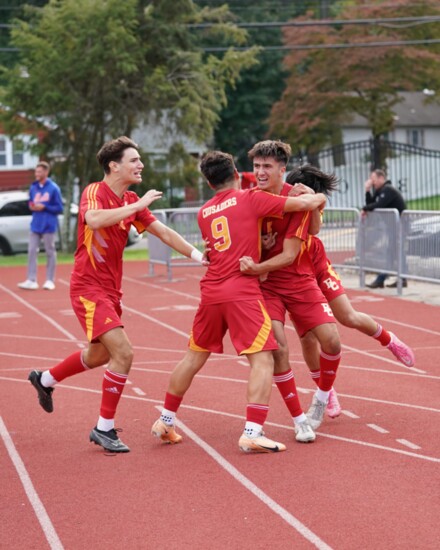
[362,169,407,288]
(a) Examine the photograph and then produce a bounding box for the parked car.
[0,190,141,255]
[406,215,440,257]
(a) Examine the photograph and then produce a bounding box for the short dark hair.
[286,164,338,196]
[96,136,139,174]
[372,169,386,179]
[199,151,236,188]
[36,161,50,172]
[247,140,292,166]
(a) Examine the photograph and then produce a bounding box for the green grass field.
[0,248,148,268]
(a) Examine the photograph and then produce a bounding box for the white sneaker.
[42,280,55,290]
[294,419,316,443]
[18,280,39,290]
[306,394,327,430]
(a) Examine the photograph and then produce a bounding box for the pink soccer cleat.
[326,388,341,418]
[387,332,415,368]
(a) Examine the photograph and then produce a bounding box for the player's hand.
[365,178,373,192]
[202,239,211,266]
[138,189,163,210]
[288,183,315,196]
[30,202,45,211]
[239,256,259,275]
[262,232,277,250]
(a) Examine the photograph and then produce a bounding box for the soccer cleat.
[18,280,39,290]
[151,419,182,444]
[42,280,55,290]
[306,394,327,430]
[387,332,415,367]
[28,370,54,413]
[326,388,342,418]
[238,432,286,453]
[294,420,316,443]
[89,427,130,453]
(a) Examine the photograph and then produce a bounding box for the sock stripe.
[320,351,341,361]
[104,370,128,385]
[273,371,294,383]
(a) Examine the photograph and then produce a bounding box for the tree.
[193,0,336,169]
[269,0,440,166]
[0,0,258,249]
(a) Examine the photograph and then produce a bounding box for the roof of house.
[343,91,440,128]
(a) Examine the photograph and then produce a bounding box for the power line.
[189,15,440,29]
[204,38,440,52]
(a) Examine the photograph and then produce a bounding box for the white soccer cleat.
[306,394,327,430]
[239,432,286,453]
[294,419,316,443]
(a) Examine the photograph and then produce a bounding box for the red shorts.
[316,261,346,303]
[263,285,335,337]
[71,291,123,343]
[189,300,278,355]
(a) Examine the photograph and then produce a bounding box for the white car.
[0,190,141,255]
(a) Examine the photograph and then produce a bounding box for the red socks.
[49,351,88,382]
[246,403,269,425]
[318,351,341,391]
[372,323,392,346]
[274,369,303,417]
[164,392,183,413]
[100,369,128,420]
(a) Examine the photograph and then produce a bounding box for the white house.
[340,91,440,149]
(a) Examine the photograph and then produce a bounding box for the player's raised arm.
[284,193,326,212]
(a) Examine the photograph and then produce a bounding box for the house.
[0,129,40,190]
[340,91,440,149]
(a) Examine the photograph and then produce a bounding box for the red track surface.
[1,262,439,549]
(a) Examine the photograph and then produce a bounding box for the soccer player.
[28,136,207,453]
[239,140,342,434]
[285,165,415,416]
[152,150,326,453]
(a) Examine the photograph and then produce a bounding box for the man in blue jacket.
[18,161,64,290]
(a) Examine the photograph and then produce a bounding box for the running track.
[1,262,439,550]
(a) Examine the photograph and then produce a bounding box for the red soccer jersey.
[260,182,314,294]
[307,235,328,275]
[70,181,156,298]
[198,187,288,305]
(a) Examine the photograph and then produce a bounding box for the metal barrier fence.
[291,139,440,210]
[148,208,203,280]
[148,207,440,290]
[321,208,440,293]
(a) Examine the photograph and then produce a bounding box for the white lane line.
[0,312,21,319]
[396,439,421,450]
[0,284,80,345]
[367,424,389,434]
[130,368,440,413]
[342,344,426,374]
[341,410,360,419]
[0,416,64,550]
[157,407,333,550]
[132,387,146,396]
[1,378,438,463]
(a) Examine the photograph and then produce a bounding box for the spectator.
[362,169,407,288]
[18,161,64,291]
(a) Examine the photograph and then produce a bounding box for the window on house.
[12,139,25,166]
[407,129,424,147]
[0,139,6,166]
